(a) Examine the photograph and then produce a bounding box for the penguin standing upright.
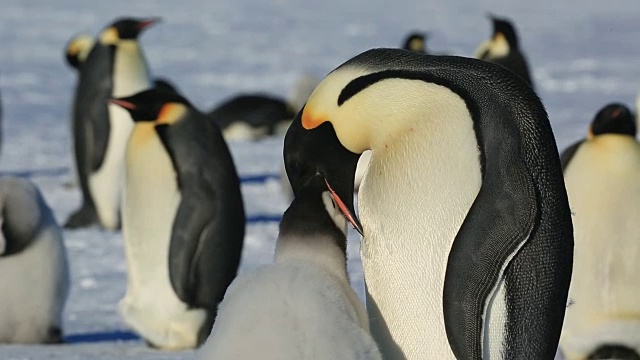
[284,48,573,359]
[0,177,69,344]
[559,103,640,360]
[111,88,245,349]
[475,15,535,89]
[197,174,381,360]
[65,17,157,230]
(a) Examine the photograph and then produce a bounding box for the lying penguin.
[197,174,381,360]
[0,177,69,344]
[559,103,640,360]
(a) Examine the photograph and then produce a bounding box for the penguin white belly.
[198,262,381,360]
[560,136,640,359]
[119,124,205,349]
[358,110,482,359]
[89,41,151,230]
[0,224,69,343]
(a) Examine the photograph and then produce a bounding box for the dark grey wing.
[560,139,584,171]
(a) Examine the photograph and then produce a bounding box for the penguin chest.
[561,137,640,356]
[123,124,181,302]
[357,122,482,358]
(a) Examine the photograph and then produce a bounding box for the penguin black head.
[154,78,179,95]
[402,32,427,54]
[64,33,94,70]
[100,17,160,44]
[489,14,519,49]
[110,88,191,124]
[589,103,636,138]
[278,174,347,253]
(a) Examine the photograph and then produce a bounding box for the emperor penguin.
[284,48,573,359]
[0,177,69,344]
[64,33,95,70]
[475,14,535,89]
[197,173,381,360]
[65,17,157,230]
[402,32,427,54]
[558,103,640,360]
[111,88,245,350]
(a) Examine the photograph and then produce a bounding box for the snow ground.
[0,0,639,358]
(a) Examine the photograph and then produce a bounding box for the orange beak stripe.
[110,99,136,110]
[325,178,363,235]
[302,109,326,130]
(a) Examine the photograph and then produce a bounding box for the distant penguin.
[559,103,640,360]
[403,32,427,54]
[0,177,69,344]
[197,174,381,360]
[65,33,95,70]
[112,88,245,349]
[284,48,573,359]
[64,17,157,230]
[209,74,320,141]
[475,14,535,89]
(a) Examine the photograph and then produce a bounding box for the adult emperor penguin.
[198,174,381,360]
[65,33,95,70]
[111,88,245,349]
[65,17,157,230]
[284,48,573,359]
[402,32,427,54]
[475,15,535,89]
[0,177,69,344]
[558,103,640,360]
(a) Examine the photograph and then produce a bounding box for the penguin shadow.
[366,292,408,360]
[63,330,139,344]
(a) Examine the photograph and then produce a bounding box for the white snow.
[0,0,639,358]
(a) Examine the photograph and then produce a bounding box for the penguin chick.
[475,14,535,88]
[197,174,381,360]
[0,177,69,344]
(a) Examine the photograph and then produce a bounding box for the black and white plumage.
[0,177,69,344]
[559,103,640,360]
[475,15,535,89]
[64,17,157,230]
[284,48,573,359]
[198,174,381,360]
[112,88,245,349]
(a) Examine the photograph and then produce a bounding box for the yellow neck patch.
[157,103,188,125]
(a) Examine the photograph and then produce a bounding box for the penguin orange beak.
[137,18,161,30]
[325,178,363,235]
[109,99,136,110]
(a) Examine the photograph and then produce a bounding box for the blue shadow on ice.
[247,214,282,223]
[64,330,140,343]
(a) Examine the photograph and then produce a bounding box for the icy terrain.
[0,0,639,358]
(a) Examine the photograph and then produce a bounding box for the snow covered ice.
[0,0,639,358]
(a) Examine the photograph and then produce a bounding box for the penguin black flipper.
[155,115,245,345]
[560,139,584,171]
[66,43,113,228]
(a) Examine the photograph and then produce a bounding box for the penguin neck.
[275,233,348,283]
[112,40,151,97]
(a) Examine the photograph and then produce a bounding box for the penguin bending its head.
[402,32,427,54]
[475,14,535,89]
[65,33,95,70]
[559,103,640,360]
[65,17,157,230]
[0,177,69,344]
[284,48,573,359]
[112,88,245,349]
[197,174,381,360]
